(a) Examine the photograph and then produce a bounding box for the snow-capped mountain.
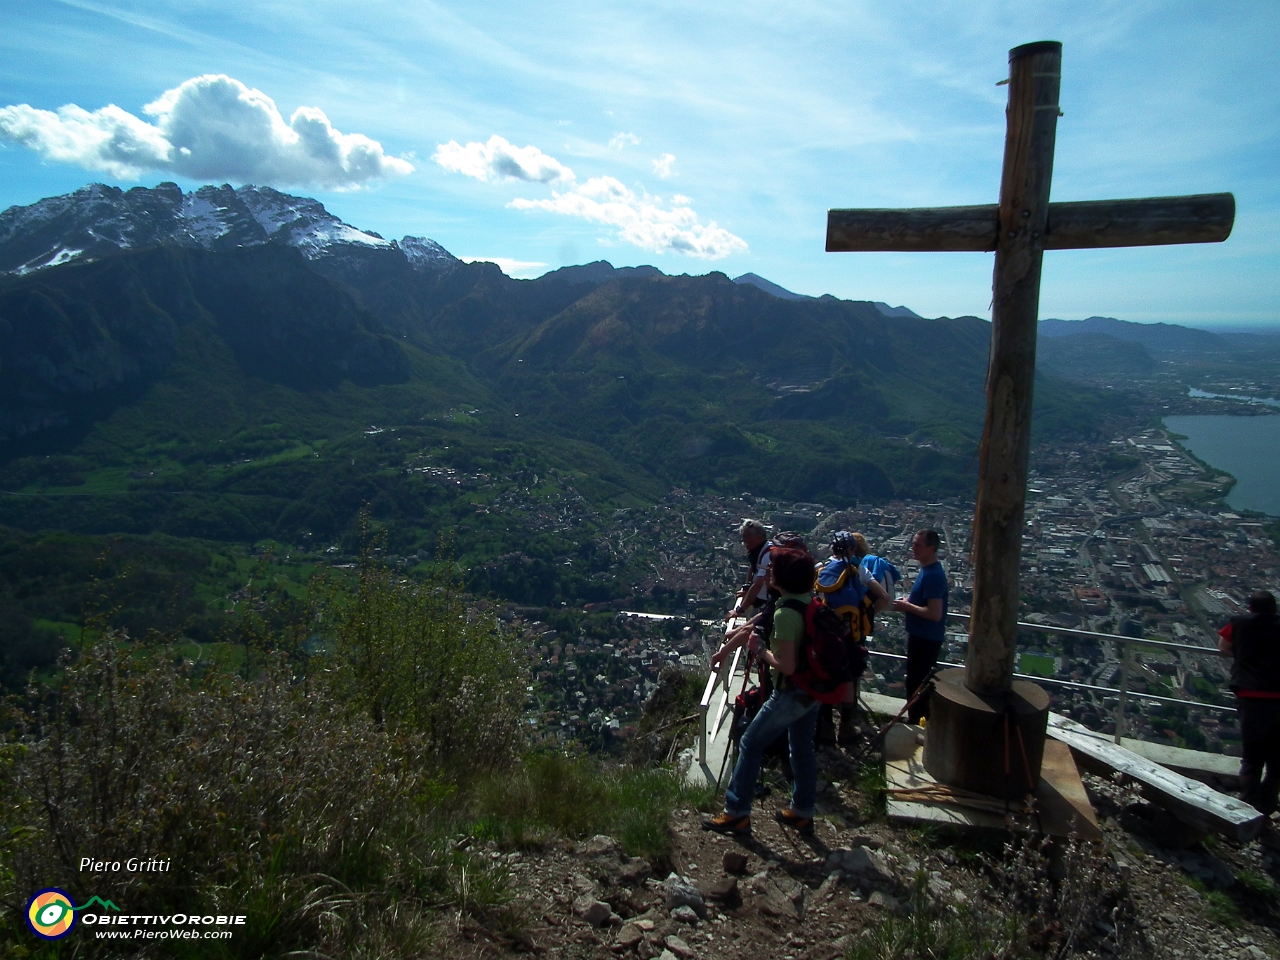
[0,182,458,276]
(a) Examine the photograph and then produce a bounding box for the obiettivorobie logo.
[26,888,247,942]
[25,889,120,940]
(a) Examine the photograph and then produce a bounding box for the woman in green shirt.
[703,547,821,837]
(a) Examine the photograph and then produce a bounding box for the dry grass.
[846,835,1129,960]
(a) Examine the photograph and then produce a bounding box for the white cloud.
[459,255,548,278]
[652,153,676,178]
[433,135,574,184]
[510,176,746,260]
[608,131,640,149]
[0,75,413,190]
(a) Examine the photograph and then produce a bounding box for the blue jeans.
[724,688,820,818]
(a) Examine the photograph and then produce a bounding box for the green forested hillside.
[0,237,1125,672]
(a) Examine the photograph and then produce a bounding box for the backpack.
[772,530,810,556]
[859,554,901,636]
[747,540,775,606]
[781,597,870,705]
[815,557,862,604]
[814,559,876,639]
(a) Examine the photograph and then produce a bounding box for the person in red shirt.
[1219,590,1280,817]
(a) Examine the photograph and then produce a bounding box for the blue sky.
[2,0,1277,325]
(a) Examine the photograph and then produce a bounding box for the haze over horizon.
[2,1,1276,326]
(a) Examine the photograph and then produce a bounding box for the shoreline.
[1164,412,1280,519]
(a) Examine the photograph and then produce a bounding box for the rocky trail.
[430,744,1280,960]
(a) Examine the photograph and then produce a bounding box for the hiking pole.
[849,664,944,768]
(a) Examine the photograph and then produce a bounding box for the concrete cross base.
[888,739,1100,840]
[923,668,1050,800]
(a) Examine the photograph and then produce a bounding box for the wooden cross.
[827,41,1234,698]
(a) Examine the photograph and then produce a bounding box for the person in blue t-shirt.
[892,528,948,724]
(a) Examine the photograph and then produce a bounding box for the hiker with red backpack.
[704,547,869,837]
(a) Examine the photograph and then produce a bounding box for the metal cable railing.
[699,610,1237,757]
[934,613,1233,741]
[865,650,1235,713]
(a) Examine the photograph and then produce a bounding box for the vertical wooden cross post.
[826,41,1233,793]
[975,40,1064,698]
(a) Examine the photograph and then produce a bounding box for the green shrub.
[0,637,503,957]
[0,532,529,959]
[848,837,1124,960]
[856,757,888,819]
[315,530,526,781]
[1182,874,1242,928]
[1237,867,1279,898]
[626,666,705,766]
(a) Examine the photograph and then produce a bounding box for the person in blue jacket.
[892,529,949,724]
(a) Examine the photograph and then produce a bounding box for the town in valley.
[484,416,1276,758]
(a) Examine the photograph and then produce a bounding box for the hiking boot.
[775,809,814,836]
[702,813,752,836]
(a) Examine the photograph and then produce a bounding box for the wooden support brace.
[1047,713,1265,841]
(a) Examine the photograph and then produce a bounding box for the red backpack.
[780,598,870,704]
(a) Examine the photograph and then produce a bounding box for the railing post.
[1114,640,1130,744]
[699,618,744,766]
[698,658,726,766]
[698,701,708,765]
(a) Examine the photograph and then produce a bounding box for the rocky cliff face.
[0,242,410,443]
[0,183,472,444]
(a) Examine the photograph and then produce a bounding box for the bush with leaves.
[847,835,1129,960]
[847,870,1026,960]
[0,529,530,957]
[0,637,487,956]
[314,532,526,779]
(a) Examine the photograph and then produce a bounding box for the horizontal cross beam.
[826,192,1234,253]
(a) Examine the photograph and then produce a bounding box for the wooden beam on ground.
[1117,739,1240,787]
[1046,713,1264,841]
[861,693,1253,836]
[826,194,1235,253]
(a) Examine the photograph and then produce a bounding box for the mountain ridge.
[0,183,1128,550]
[1039,315,1226,353]
[0,181,458,277]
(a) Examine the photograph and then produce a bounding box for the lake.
[1164,413,1280,517]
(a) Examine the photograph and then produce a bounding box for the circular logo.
[26,888,77,940]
